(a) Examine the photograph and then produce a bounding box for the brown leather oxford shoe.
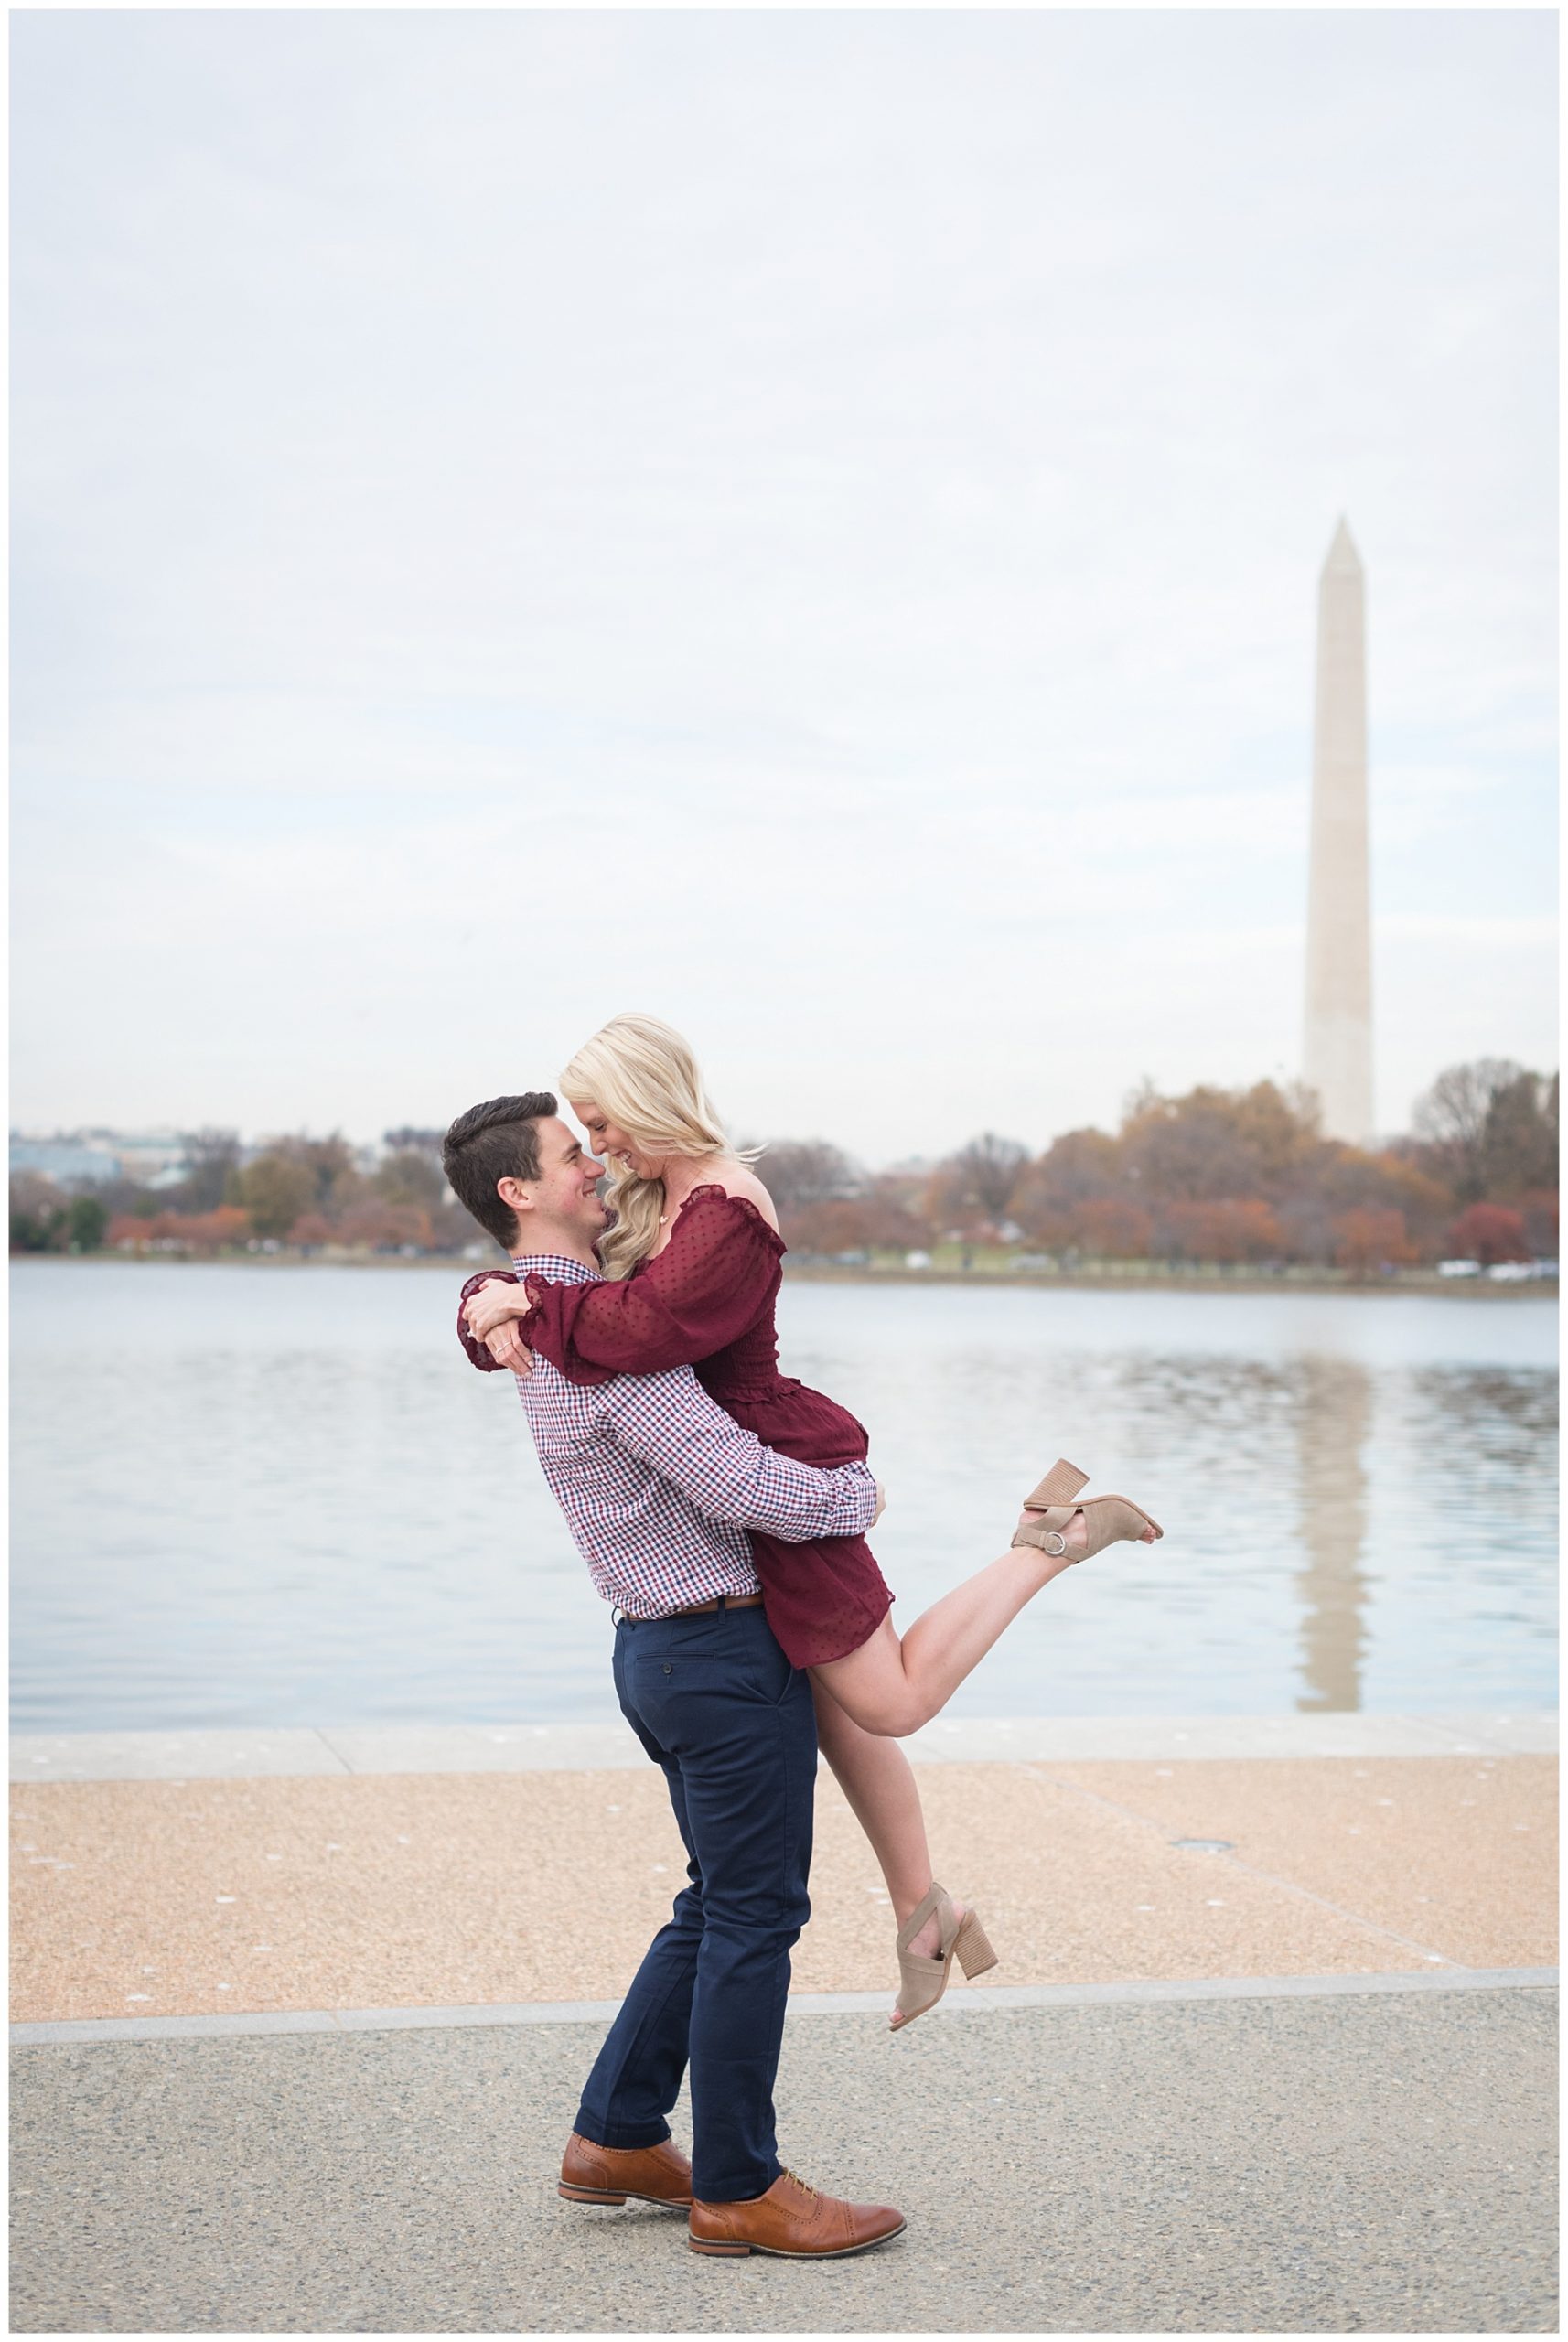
[558,2131,693,2210]
[688,2167,907,2257]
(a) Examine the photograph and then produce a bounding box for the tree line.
[9,1129,468,1260]
[8,1060,1559,1273]
[757,1058,1558,1273]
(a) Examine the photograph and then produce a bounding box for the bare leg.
[811,1676,934,1912]
[811,1675,963,2028]
[814,1509,1157,1738]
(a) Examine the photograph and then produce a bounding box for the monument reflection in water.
[1294,1357,1372,1713]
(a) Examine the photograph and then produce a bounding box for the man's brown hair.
[442,1092,557,1249]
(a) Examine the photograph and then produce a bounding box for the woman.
[459,1014,1161,2025]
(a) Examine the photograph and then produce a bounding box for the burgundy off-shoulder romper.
[457,1187,894,1668]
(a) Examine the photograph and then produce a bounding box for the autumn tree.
[192,1206,250,1251]
[1444,1203,1531,1266]
[1481,1069,1559,1199]
[924,1133,1029,1235]
[1412,1060,1528,1203]
[757,1142,865,1213]
[336,1200,434,1252]
[265,1133,363,1215]
[1316,1147,1455,1262]
[1230,1078,1324,1174]
[374,1149,446,1209]
[1165,1198,1285,1264]
[1332,1208,1416,1279]
[1121,1081,1318,1204]
[237,1154,316,1240]
[105,1208,248,1253]
[955,1133,1029,1217]
[172,1128,242,1214]
[1011,1130,1121,1246]
[858,1178,931,1250]
[782,1199,875,1255]
[787,1178,931,1252]
[1072,1199,1155,1259]
[171,1207,250,1253]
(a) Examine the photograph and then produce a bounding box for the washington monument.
[1303,517,1373,1145]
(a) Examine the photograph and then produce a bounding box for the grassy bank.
[16,1249,1556,1296]
[780,1248,1558,1298]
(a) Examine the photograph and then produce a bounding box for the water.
[9,1261,1557,1732]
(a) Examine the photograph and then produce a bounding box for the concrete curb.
[10,1710,1557,1782]
[12,1965,1556,2049]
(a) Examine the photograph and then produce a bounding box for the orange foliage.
[336,1201,434,1251]
[109,1207,250,1253]
[185,1207,251,1250]
[1071,1199,1155,1259]
[1332,1208,1416,1277]
[1165,1198,1284,1264]
[781,1195,924,1254]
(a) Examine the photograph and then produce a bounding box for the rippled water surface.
[11,1261,1558,1729]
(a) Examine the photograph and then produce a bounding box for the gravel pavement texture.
[11,1986,1556,2333]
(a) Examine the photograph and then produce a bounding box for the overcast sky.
[12,10,1557,1164]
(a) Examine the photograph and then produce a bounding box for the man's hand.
[871,1479,886,1528]
[486,1323,536,1376]
[465,1280,533,1341]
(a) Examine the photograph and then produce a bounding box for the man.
[442,1091,906,2261]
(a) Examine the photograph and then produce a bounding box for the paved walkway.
[12,1986,1555,2331]
[10,1716,1558,2331]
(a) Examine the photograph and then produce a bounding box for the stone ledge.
[13,1963,1557,2048]
[10,1709,1557,1782]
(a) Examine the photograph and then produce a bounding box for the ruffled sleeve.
[456,1268,520,1373]
[522,1186,785,1387]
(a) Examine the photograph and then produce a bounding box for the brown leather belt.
[664,1592,765,1617]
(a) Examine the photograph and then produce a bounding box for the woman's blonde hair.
[559,1013,757,1278]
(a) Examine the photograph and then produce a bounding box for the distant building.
[9,1130,189,1188]
[10,1136,121,1186]
[111,1134,189,1186]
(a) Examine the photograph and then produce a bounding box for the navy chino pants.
[573,1600,818,2204]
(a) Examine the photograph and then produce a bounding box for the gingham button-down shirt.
[503,1252,878,1618]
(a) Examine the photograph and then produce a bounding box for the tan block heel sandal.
[892,1882,999,2027]
[1013,1457,1164,1560]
